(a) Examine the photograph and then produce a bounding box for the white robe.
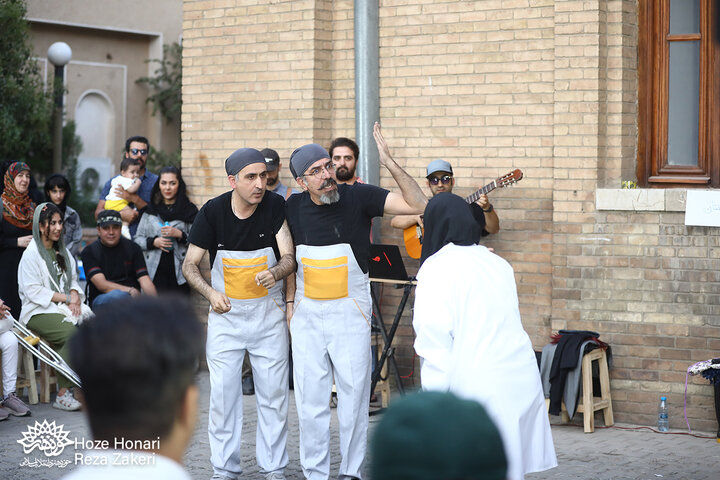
[413,243,557,480]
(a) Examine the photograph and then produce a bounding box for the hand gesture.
[373,122,392,166]
[160,225,181,238]
[476,193,490,210]
[0,299,10,318]
[17,235,32,248]
[153,236,173,253]
[255,270,276,289]
[209,290,231,314]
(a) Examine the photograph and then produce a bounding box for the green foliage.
[136,42,182,123]
[146,146,181,172]
[0,0,54,171]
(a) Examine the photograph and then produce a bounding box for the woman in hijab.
[0,162,35,317]
[44,174,83,258]
[413,193,557,480]
[134,166,198,294]
[18,202,85,411]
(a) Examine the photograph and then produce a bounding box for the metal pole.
[354,0,380,187]
[52,64,64,173]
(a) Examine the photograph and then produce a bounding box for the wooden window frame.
[637,0,720,187]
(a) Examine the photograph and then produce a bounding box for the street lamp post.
[47,42,72,173]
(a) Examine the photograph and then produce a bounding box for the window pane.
[669,0,700,34]
[668,41,699,166]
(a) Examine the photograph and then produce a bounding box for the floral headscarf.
[2,162,35,229]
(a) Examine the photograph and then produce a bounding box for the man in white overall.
[182,148,296,480]
[285,123,427,479]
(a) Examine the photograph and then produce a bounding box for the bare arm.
[94,199,106,219]
[182,243,231,313]
[138,275,157,296]
[126,178,141,194]
[256,220,297,289]
[474,194,500,234]
[373,122,427,215]
[390,214,423,230]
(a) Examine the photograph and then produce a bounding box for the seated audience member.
[134,166,197,295]
[44,174,83,258]
[81,210,157,309]
[0,298,31,419]
[0,162,35,319]
[62,296,204,480]
[371,391,508,480]
[18,203,86,411]
[413,193,556,480]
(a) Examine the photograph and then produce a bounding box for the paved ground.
[1,371,719,479]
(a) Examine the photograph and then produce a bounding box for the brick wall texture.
[182,0,720,432]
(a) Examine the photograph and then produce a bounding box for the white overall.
[207,247,289,478]
[291,243,372,480]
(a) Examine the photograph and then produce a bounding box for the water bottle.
[162,221,173,251]
[657,396,669,431]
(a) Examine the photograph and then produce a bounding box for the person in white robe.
[412,192,557,480]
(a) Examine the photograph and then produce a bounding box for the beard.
[266,175,278,187]
[335,166,355,182]
[318,178,340,204]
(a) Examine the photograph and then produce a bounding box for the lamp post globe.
[47,42,72,67]
[48,42,72,173]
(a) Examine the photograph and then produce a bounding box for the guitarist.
[390,159,500,238]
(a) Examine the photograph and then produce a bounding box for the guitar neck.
[465,181,496,204]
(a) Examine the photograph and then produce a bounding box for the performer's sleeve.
[187,204,214,249]
[412,263,455,392]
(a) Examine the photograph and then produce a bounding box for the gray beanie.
[289,144,330,178]
[225,148,266,176]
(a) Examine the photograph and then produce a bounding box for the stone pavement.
[1,371,719,479]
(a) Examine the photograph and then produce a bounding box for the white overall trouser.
[207,247,289,478]
[291,244,371,480]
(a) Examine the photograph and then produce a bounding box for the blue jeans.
[92,290,131,309]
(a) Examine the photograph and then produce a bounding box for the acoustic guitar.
[403,169,524,259]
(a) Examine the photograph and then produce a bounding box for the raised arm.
[182,243,231,314]
[373,122,428,216]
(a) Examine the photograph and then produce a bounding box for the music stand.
[368,244,414,401]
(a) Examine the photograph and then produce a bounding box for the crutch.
[12,319,81,388]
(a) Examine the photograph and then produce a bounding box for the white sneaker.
[53,390,81,411]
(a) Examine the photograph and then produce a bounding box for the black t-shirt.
[81,237,149,304]
[285,183,389,273]
[470,202,491,238]
[188,190,285,266]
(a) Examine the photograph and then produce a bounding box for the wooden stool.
[37,339,58,403]
[576,348,614,432]
[546,348,614,433]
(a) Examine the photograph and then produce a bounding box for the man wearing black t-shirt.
[81,210,157,309]
[390,159,500,240]
[285,122,426,480]
[182,148,296,480]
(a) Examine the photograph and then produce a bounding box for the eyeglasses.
[130,148,148,156]
[304,162,336,178]
[429,175,453,185]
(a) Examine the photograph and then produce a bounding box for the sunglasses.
[130,148,148,156]
[429,175,453,185]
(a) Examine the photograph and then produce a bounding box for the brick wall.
[182,0,720,431]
